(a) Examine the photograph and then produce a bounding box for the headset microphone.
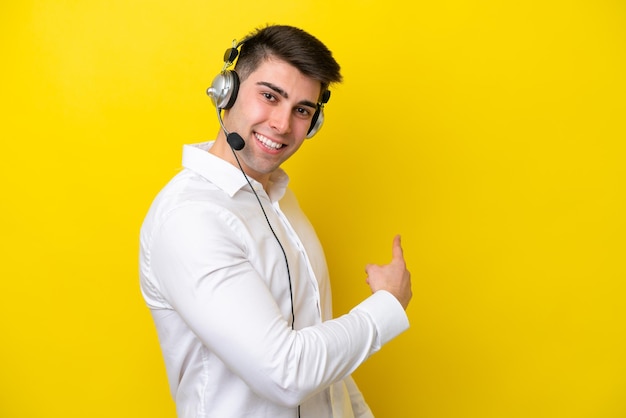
[227,132,245,151]
[213,105,246,151]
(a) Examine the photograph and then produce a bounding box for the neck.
[209,133,271,191]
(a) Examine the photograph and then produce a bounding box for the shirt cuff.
[351,290,410,349]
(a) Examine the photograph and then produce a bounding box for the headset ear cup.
[221,70,239,109]
[306,107,324,138]
[206,70,240,109]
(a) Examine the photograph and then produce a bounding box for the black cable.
[229,147,297,329]
[230,148,301,418]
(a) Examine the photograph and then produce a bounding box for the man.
[140,24,412,417]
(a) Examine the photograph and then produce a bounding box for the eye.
[295,107,312,118]
[262,92,277,102]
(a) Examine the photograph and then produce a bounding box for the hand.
[365,235,412,310]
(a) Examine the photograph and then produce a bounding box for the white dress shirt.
[139,141,409,417]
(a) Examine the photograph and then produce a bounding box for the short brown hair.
[235,25,342,96]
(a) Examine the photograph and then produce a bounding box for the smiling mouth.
[255,133,284,150]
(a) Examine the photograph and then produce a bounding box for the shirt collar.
[182,141,290,202]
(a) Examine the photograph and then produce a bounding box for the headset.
[206,39,331,140]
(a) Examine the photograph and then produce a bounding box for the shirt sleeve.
[149,201,409,408]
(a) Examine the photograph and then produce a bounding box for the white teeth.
[255,133,283,149]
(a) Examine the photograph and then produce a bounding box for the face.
[222,57,322,186]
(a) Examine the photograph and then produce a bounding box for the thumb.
[391,234,404,261]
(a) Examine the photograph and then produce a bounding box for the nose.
[269,106,292,134]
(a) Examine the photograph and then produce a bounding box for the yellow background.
[1,1,625,417]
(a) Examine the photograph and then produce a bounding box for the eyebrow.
[256,81,318,110]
